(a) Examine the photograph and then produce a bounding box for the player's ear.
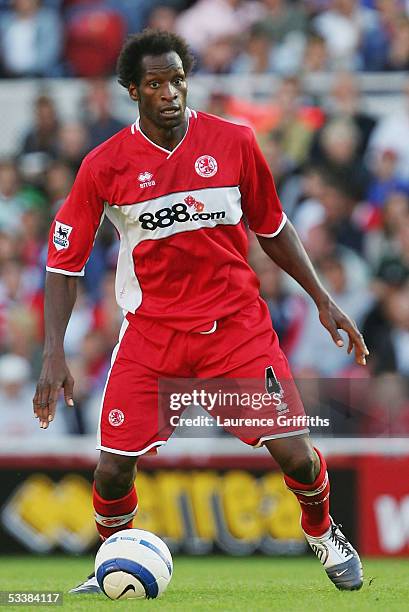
[129,83,139,102]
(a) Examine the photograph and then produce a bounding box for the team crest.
[108,409,125,427]
[53,221,73,251]
[195,155,218,178]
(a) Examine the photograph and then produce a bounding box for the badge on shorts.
[108,409,125,427]
[53,221,73,251]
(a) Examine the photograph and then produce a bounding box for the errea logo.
[138,171,156,188]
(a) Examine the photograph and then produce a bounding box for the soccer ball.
[95,528,173,600]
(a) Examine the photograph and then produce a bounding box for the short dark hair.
[117,29,195,89]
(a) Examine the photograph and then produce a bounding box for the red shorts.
[97,298,308,455]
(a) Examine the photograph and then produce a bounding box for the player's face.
[132,52,188,130]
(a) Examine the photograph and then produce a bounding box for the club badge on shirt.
[195,155,218,178]
[53,221,73,251]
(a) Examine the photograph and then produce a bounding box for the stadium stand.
[0,0,407,439]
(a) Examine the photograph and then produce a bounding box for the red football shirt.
[47,109,286,332]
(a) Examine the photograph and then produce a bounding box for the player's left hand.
[317,298,369,366]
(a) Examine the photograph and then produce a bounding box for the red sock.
[284,447,330,537]
[93,482,138,541]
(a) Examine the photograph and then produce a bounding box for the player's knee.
[94,458,136,499]
[282,448,318,484]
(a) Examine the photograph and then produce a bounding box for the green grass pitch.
[0,556,408,611]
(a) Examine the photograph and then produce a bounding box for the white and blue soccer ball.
[95,528,173,600]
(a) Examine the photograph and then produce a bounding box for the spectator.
[279,162,328,220]
[146,5,178,32]
[267,76,324,168]
[320,171,366,254]
[293,207,368,289]
[0,6,409,433]
[65,329,110,434]
[56,122,89,173]
[0,258,43,359]
[0,353,65,436]
[0,258,41,309]
[330,72,377,152]
[363,260,409,374]
[361,373,409,436]
[314,117,370,201]
[196,36,237,73]
[231,24,275,74]
[384,15,409,70]
[367,77,409,181]
[256,0,307,45]
[44,160,75,214]
[20,93,59,158]
[81,79,126,150]
[259,132,293,195]
[63,282,95,358]
[290,251,372,376]
[0,0,62,77]
[0,232,19,267]
[0,160,29,232]
[366,149,403,208]
[365,189,409,268]
[176,0,263,55]
[247,1,307,74]
[203,74,324,135]
[301,32,330,74]
[64,5,126,77]
[249,241,306,357]
[204,91,252,127]
[18,208,45,267]
[311,71,376,160]
[313,0,375,69]
[107,0,174,34]
[361,0,406,71]
[5,302,40,360]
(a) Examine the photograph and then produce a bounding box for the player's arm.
[257,222,369,366]
[33,273,77,428]
[239,128,368,366]
[33,158,105,428]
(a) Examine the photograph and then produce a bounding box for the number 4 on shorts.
[265,366,283,396]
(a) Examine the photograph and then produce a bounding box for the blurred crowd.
[0,1,408,438]
[2,0,409,77]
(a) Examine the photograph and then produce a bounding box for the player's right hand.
[32,354,74,429]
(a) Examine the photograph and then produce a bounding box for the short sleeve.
[46,160,105,276]
[239,130,287,237]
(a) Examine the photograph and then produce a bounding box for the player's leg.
[193,298,362,590]
[264,433,363,590]
[93,451,139,540]
[70,318,186,595]
[263,435,328,533]
[70,452,139,595]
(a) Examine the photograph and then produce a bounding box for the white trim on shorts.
[253,428,310,447]
[46,266,85,276]
[97,440,168,457]
[96,318,129,450]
